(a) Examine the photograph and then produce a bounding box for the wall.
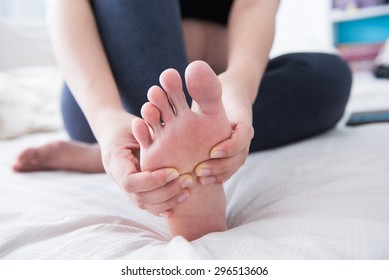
[0,0,46,19]
[271,0,335,57]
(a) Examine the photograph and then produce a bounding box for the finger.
[198,171,232,185]
[122,167,179,193]
[196,147,249,177]
[210,123,254,158]
[196,157,235,177]
[136,189,191,214]
[105,146,140,185]
[133,174,193,205]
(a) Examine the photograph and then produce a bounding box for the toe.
[185,60,223,115]
[148,85,175,123]
[13,148,39,172]
[160,68,190,115]
[132,118,153,149]
[141,102,162,134]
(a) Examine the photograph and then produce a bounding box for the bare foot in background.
[13,141,104,173]
[132,60,231,241]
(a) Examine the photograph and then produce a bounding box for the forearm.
[224,0,280,107]
[47,0,130,140]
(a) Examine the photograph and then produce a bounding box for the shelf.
[332,4,389,22]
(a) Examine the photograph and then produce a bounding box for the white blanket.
[1,1,389,260]
[1,72,388,260]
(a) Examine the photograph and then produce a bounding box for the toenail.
[177,192,190,204]
[198,168,211,177]
[211,150,225,159]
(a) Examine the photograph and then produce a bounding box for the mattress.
[1,71,388,260]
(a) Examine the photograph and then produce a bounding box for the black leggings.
[61,0,352,153]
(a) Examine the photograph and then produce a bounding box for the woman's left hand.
[194,122,254,185]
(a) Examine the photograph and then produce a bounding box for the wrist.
[223,97,253,128]
[218,77,254,126]
[91,107,137,145]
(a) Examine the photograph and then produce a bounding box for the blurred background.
[0,0,388,139]
[0,0,46,19]
[1,0,388,71]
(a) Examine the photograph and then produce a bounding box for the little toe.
[141,102,162,134]
[160,68,189,114]
[148,85,175,123]
[185,60,223,115]
[132,118,153,150]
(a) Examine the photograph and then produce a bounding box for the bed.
[1,2,389,260]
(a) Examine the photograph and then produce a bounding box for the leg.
[15,0,190,172]
[13,85,104,173]
[250,53,352,152]
[91,0,190,114]
[133,61,231,240]
[13,141,103,173]
[61,84,97,143]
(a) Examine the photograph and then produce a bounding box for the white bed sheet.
[1,72,389,260]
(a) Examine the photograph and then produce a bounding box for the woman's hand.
[194,71,255,185]
[195,122,253,185]
[97,109,191,217]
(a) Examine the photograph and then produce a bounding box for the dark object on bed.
[374,65,389,78]
[346,109,389,126]
[374,39,389,79]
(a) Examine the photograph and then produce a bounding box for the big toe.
[185,60,223,115]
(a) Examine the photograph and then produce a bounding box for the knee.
[296,53,352,100]
[294,53,352,121]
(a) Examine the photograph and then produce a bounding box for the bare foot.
[13,141,104,173]
[132,60,231,240]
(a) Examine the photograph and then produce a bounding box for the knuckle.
[168,188,178,200]
[248,126,255,139]
[161,199,177,210]
[123,182,135,193]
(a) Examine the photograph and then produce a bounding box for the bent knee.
[293,53,352,120]
[285,53,352,131]
[294,52,352,98]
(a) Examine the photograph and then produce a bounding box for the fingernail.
[177,192,190,204]
[202,176,216,185]
[211,150,225,159]
[180,177,192,188]
[197,168,211,177]
[165,170,179,183]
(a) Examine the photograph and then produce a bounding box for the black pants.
[61,0,352,153]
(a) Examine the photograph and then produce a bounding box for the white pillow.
[0,19,56,70]
[0,66,63,139]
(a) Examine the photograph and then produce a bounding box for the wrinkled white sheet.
[1,72,388,260]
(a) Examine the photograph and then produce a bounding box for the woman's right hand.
[96,109,192,218]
